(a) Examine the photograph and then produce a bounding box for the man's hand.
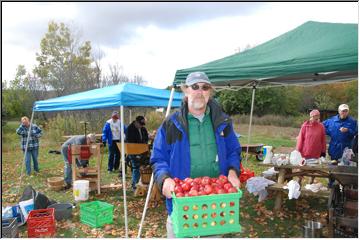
[162,178,175,199]
[228,169,240,188]
[340,127,348,133]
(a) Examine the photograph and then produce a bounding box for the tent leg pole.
[137,87,176,238]
[245,85,256,162]
[120,105,128,238]
[129,108,132,124]
[165,87,175,117]
[17,110,35,196]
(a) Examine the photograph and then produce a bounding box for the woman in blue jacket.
[150,72,241,237]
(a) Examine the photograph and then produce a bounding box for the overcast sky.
[2,2,358,89]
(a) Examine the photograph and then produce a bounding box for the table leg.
[274,168,286,211]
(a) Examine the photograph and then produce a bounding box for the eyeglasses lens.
[190,84,211,91]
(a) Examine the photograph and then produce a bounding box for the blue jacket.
[102,119,127,146]
[323,115,358,160]
[150,100,241,215]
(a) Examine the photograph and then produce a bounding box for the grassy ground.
[2,121,329,238]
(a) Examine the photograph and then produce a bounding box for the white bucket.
[73,180,89,201]
[263,146,273,164]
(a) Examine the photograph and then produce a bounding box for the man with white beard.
[150,71,241,238]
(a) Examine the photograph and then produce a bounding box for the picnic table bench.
[259,163,331,211]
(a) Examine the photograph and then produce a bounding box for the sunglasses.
[189,84,212,91]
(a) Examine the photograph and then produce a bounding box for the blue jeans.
[24,148,39,175]
[61,146,72,185]
[129,155,141,190]
[108,140,120,171]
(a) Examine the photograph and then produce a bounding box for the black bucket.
[303,220,323,238]
[48,203,73,221]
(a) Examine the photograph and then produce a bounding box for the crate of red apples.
[171,175,242,238]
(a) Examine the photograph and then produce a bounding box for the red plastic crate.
[27,208,56,238]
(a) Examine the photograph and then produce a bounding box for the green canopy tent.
[174,21,357,89]
[138,21,358,237]
[173,20,358,160]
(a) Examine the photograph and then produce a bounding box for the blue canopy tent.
[33,82,183,111]
[23,83,183,237]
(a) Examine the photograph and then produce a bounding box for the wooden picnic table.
[258,163,333,211]
[241,144,264,160]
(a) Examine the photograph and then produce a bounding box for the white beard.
[189,95,206,110]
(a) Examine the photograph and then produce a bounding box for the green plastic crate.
[80,201,114,228]
[171,189,242,238]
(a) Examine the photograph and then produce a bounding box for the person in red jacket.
[296,109,326,159]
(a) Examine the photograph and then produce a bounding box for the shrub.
[44,108,168,142]
[144,110,166,132]
[231,113,308,128]
[46,114,83,142]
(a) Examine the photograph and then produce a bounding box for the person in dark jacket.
[150,72,241,237]
[125,116,149,191]
[323,104,358,164]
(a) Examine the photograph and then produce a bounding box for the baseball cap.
[338,104,349,111]
[136,116,146,125]
[309,109,320,117]
[185,72,211,86]
[87,133,96,143]
[112,111,119,118]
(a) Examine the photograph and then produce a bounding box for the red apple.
[219,175,228,183]
[201,177,211,186]
[184,177,193,184]
[193,177,202,184]
[181,183,191,192]
[188,190,198,196]
[190,185,199,192]
[198,190,205,196]
[217,188,226,194]
[204,185,213,195]
[174,185,183,194]
[176,192,184,197]
[223,183,232,191]
[227,187,238,193]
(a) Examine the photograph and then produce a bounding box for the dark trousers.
[129,155,141,190]
[108,140,120,171]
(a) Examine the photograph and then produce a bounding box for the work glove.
[162,178,175,199]
[320,152,326,158]
[102,142,106,147]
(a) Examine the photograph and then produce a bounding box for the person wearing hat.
[102,111,127,173]
[296,109,326,159]
[124,115,149,191]
[61,133,96,189]
[150,72,241,237]
[323,104,358,163]
[16,116,43,176]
